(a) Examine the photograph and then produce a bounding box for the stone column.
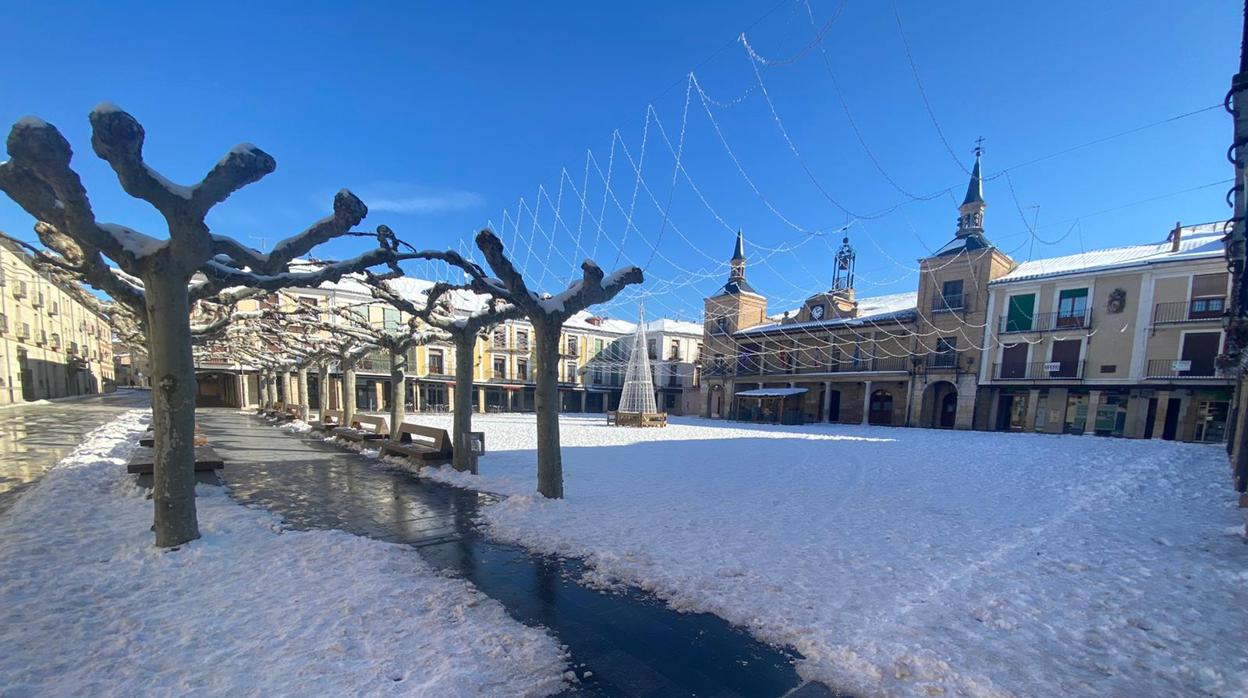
[1150,390,1171,439]
[477,386,486,414]
[1023,389,1041,431]
[296,367,308,421]
[861,380,873,425]
[238,372,250,408]
[412,379,422,412]
[506,389,515,412]
[1044,388,1068,434]
[447,383,455,410]
[822,381,833,422]
[1084,389,1103,436]
[580,391,587,413]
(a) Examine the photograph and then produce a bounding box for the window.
[516,330,529,351]
[933,280,964,311]
[1005,294,1034,332]
[714,316,729,334]
[516,359,529,381]
[493,327,507,347]
[50,333,60,349]
[593,338,604,355]
[999,343,1028,379]
[49,301,59,316]
[382,308,400,332]
[564,361,578,382]
[493,356,506,379]
[0,313,6,333]
[565,336,579,356]
[1179,331,1221,377]
[1056,288,1089,327]
[1188,272,1226,320]
[427,349,444,375]
[933,337,957,368]
[670,340,681,361]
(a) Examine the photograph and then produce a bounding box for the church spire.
[731,229,746,263]
[713,229,756,295]
[956,142,986,238]
[729,229,746,281]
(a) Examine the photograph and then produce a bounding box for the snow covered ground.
[0,411,567,696]
[414,412,1248,697]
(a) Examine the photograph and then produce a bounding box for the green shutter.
[1006,294,1034,332]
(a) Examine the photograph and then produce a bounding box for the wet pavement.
[0,389,151,515]
[199,408,839,698]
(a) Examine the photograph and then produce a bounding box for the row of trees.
[0,106,642,547]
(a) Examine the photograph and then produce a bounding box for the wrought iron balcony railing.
[1144,358,1223,379]
[998,309,1092,333]
[1152,299,1226,325]
[992,360,1085,380]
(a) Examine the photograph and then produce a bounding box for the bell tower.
[956,141,986,238]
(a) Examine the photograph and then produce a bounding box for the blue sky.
[0,1,1238,322]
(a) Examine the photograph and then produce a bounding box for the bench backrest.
[351,414,391,435]
[320,409,343,425]
[397,422,451,453]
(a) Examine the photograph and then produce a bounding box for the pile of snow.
[0,410,566,696]
[413,413,1248,697]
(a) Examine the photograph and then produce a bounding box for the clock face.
[810,304,825,320]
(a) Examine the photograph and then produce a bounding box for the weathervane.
[973,136,986,157]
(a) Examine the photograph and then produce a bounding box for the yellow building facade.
[0,239,116,406]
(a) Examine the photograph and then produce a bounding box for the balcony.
[992,360,1085,381]
[924,351,960,370]
[930,295,966,313]
[1144,358,1224,379]
[1152,299,1225,325]
[734,354,909,376]
[998,310,1092,334]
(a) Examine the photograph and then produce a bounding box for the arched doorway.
[868,389,893,425]
[196,371,240,408]
[920,381,959,428]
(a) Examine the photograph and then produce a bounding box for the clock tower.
[800,234,858,322]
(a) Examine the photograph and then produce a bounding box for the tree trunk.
[144,270,200,547]
[318,364,329,422]
[342,361,357,428]
[389,349,406,436]
[533,321,563,498]
[452,333,476,472]
[296,367,308,421]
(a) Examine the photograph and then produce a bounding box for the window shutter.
[1191,273,1226,298]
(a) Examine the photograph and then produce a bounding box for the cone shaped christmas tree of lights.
[618,305,659,417]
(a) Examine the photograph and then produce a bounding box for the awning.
[735,388,808,397]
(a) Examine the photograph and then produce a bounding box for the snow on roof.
[564,311,635,335]
[993,223,1227,285]
[740,291,918,336]
[644,318,702,336]
[736,387,808,397]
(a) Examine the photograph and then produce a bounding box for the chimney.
[1170,221,1182,253]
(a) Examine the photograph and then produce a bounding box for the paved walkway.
[0,390,151,515]
[199,408,839,698]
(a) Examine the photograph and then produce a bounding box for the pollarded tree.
[360,270,522,472]
[0,106,406,547]
[314,297,447,435]
[429,229,643,497]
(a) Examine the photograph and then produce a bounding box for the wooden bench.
[610,411,668,428]
[127,444,224,474]
[332,414,391,442]
[309,409,343,432]
[379,422,453,468]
